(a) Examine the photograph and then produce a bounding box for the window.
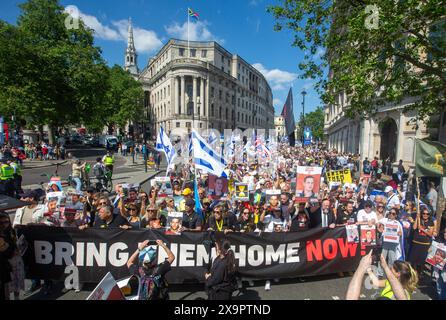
[211,104,215,117]
[200,123,203,128]
[211,87,215,98]
[201,50,207,58]
[186,122,191,128]
[179,48,185,56]
[127,56,129,62]
[237,112,240,121]
[221,66,224,72]
[221,55,224,63]
[190,49,196,57]
[219,90,222,99]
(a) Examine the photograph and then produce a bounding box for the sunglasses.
[128,208,137,211]
[99,202,108,206]
[214,210,222,213]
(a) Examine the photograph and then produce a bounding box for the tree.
[99,65,144,135]
[297,106,325,141]
[268,0,446,121]
[0,0,108,143]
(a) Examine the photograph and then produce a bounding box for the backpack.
[93,164,104,177]
[139,268,169,300]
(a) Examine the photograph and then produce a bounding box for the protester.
[408,207,435,276]
[93,206,131,229]
[377,208,403,274]
[126,239,175,300]
[0,213,15,301]
[180,199,202,232]
[205,240,237,300]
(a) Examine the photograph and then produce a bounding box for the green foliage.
[297,106,325,141]
[268,0,446,121]
[0,0,144,139]
[101,65,145,131]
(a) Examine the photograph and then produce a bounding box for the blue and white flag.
[155,126,177,173]
[207,131,218,145]
[192,129,228,178]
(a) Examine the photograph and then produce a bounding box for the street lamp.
[301,90,307,144]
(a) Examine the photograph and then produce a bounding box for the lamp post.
[301,90,307,144]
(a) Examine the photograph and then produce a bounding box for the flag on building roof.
[188,8,199,20]
[281,88,296,146]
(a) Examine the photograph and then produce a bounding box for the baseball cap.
[182,188,193,196]
[384,186,393,193]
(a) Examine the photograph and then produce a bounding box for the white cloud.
[113,20,163,53]
[64,5,162,54]
[252,63,298,91]
[165,21,224,44]
[273,98,283,107]
[249,0,264,6]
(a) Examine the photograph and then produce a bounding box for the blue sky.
[0,0,324,117]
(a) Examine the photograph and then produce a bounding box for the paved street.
[18,271,436,301]
[21,146,155,189]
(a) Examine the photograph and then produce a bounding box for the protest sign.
[86,272,125,300]
[360,225,376,246]
[208,175,228,199]
[166,212,183,235]
[154,177,173,197]
[382,220,400,244]
[265,189,281,204]
[18,225,365,284]
[346,224,359,244]
[426,241,446,269]
[46,192,66,206]
[360,174,372,187]
[296,166,322,200]
[326,169,352,184]
[235,183,250,201]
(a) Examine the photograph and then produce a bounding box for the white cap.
[385,186,393,193]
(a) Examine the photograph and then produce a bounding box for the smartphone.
[372,246,383,265]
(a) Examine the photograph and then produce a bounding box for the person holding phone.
[127,239,175,300]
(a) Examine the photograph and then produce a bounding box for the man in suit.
[310,198,336,229]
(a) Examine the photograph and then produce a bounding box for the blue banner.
[303,127,312,146]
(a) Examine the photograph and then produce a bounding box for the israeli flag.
[207,131,218,145]
[156,126,177,173]
[192,129,228,178]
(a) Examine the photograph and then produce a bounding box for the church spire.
[125,17,138,75]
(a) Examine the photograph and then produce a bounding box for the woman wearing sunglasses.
[127,204,142,229]
[408,207,435,276]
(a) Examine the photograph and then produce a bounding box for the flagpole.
[187,10,190,58]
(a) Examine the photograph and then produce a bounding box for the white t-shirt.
[426,189,438,212]
[356,209,378,224]
[386,193,400,211]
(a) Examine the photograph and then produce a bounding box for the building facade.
[275,116,285,139]
[136,39,274,137]
[324,93,430,168]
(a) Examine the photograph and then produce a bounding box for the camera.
[371,246,382,265]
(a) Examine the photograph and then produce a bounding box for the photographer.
[127,239,175,300]
[346,251,418,300]
[205,240,237,300]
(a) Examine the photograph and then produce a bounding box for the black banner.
[17,226,367,284]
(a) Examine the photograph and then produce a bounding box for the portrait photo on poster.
[295,166,322,200]
[166,212,183,235]
[426,241,446,269]
[154,177,173,197]
[360,225,377,246]
[208,175,229,199]
[346,224,360,244]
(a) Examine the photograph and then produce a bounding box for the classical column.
[200,77,205,117]
[205,77,210,119]
[174,76,179,115]
[193,76,198,117]
[180,76,185,115]
[396,112,405,162]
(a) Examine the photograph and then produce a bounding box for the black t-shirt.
[412,219,435,244]
[93,214,130,228]
[182,212,203,230]
[336,210,357,225]
[290,216,310,232]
